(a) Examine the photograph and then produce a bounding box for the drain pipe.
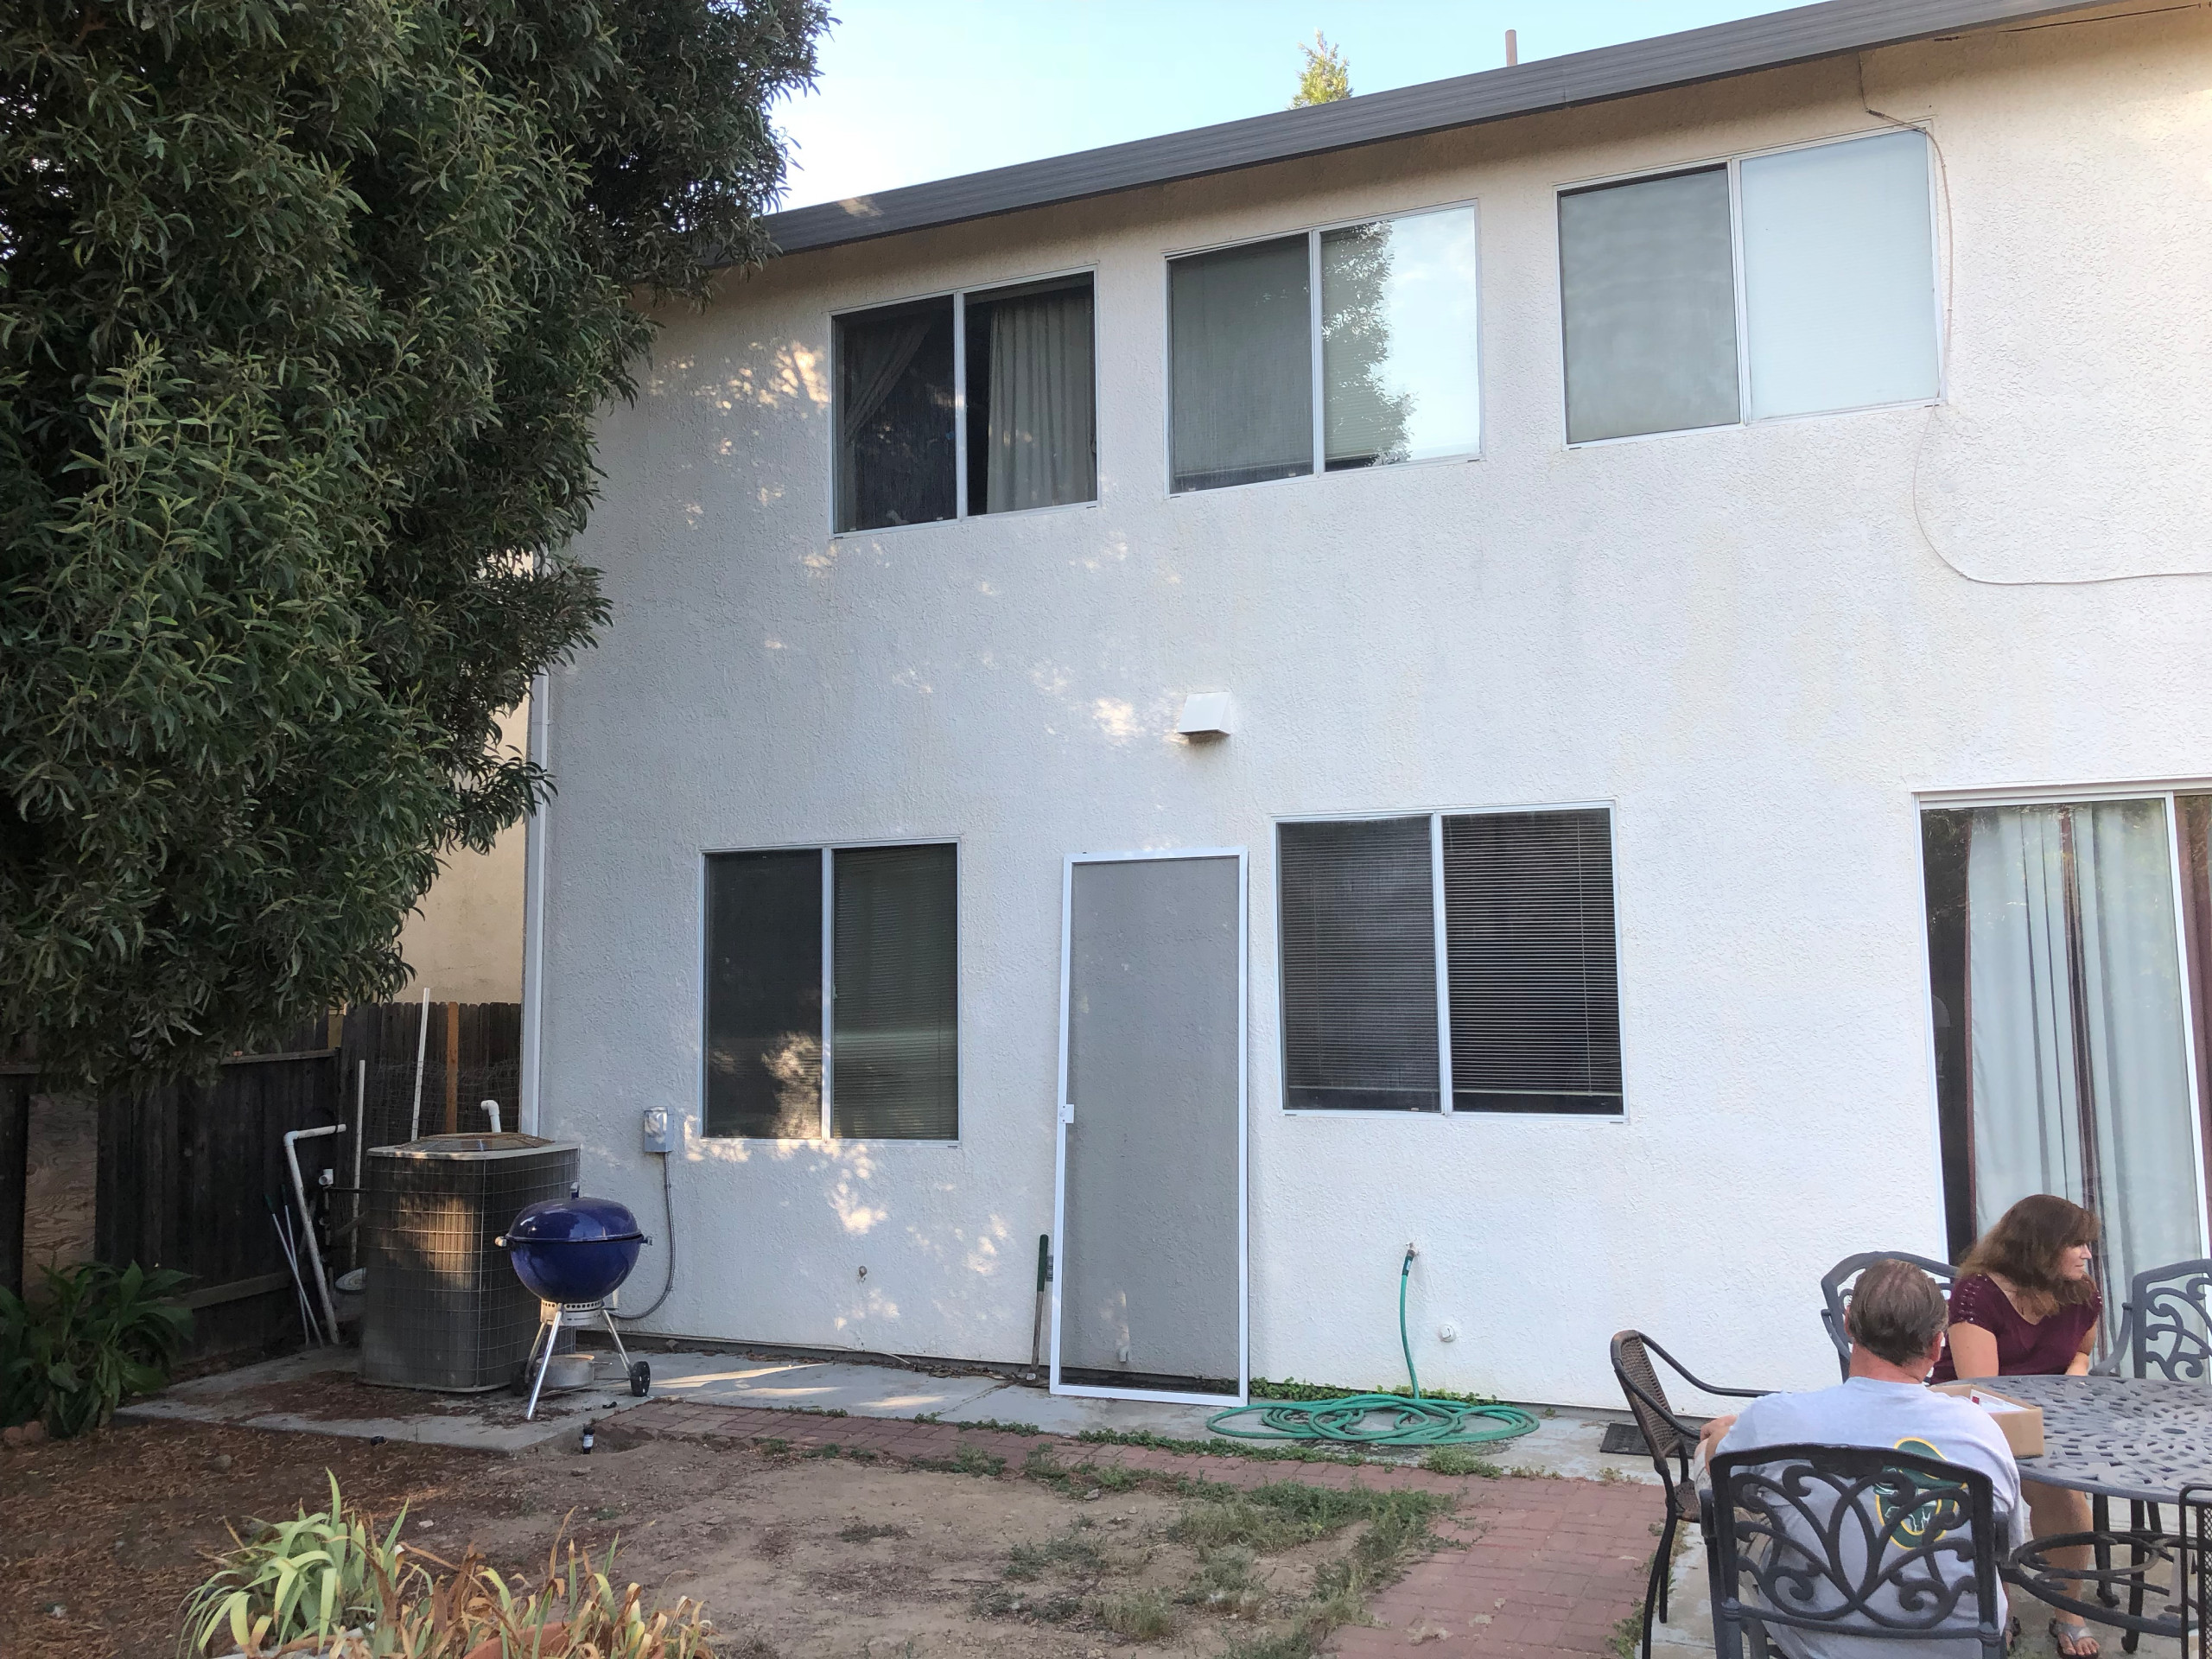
[284,1124,344,1343]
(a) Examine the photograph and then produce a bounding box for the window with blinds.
[1442,810,1621,1114]
[1277,808,1622,1116]
[1279,817,1441,1110]
[702,843,958,1140]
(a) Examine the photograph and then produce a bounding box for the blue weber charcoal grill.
[496,1195,654,1419]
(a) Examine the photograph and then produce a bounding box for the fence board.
[96,1052,339,1363]
[0,1077,28,1298]
[3,1003,518,1356]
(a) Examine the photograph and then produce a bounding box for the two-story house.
[518,0,2212,1409]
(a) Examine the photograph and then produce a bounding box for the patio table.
[1991,1374,2212,1505]
[1977,1373,2212,1642]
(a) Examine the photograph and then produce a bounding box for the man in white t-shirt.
[1698,1259,2023,1659]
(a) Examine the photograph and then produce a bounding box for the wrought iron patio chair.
[1708,1442,2006,1659]
[1609,1331,1770,1659]
[1820,1250,1957,1381]
[2088,1257,2212,1649]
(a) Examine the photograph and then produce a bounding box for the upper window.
[704,843,958,1140]
[834,276,1096,533]
[1559,130,1938,444]
[1170,206,1480,494]
[1277,807,1621,1115]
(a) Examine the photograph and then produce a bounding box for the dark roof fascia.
[760,0,2085,259]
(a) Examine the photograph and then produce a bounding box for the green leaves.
[1,0,824,1086]
[181,1471,419,1658]
[0,1258,194,1437]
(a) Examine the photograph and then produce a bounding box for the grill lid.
[499,1195,646,1246]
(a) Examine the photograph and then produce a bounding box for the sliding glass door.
[1922,795,2212,1330]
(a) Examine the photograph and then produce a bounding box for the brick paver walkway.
[619,1400,1663,1655]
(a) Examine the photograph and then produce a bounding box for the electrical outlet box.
[641,1108,675,1154]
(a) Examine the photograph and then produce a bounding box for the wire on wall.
[1856,42,2212,589]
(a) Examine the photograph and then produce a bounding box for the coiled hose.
[1205,1249,1540,1448]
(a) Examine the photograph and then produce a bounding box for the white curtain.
[1967,801,2202,1330]
[985,287,1096,513]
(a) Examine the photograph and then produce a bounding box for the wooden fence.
[1,1004,521,1367]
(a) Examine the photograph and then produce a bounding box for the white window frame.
[1163,199,1484,498]
[828,267,1102,538]
[1554,125,1946,450]
[1911,778,2212,1261]
[695,835,963,1145]
[1274,800,1625,1122]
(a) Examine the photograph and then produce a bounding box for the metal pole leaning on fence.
[353,1059,367,1270]
[409,986,429,1141]
[284,1124,344,1344]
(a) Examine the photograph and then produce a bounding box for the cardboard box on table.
[1930,1381,2046,1458]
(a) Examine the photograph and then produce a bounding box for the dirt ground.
[1,1416,1457,1659]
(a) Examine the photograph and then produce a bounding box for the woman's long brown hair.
[1959,1193,2101,1310]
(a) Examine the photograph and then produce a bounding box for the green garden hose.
[1205,1249,1540,1449]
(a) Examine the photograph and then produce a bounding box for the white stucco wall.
[398,700,529,1004]
[531,5,2212,1409]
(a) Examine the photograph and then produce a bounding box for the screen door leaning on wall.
[1052,850,1248,1404]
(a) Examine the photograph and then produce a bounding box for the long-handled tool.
[268,1197,322,1346]
[1029,1234,1051,1379]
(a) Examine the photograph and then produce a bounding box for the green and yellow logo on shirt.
[1873,1436,1967,1544]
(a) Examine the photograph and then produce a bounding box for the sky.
[773,1,1804,211]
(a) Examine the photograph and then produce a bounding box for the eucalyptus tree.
[0,0,825,1084]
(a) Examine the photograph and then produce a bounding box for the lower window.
[1921,796,2212,1323]
[1277,807,1623,1114]
[704,842,958,1140]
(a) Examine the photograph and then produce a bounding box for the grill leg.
[601,1305,633,1373]
[524,1310,561,1421]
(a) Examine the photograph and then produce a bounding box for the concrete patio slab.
[122,1342,1657,1477]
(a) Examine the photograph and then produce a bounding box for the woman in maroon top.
[1937,1194,2104,1656]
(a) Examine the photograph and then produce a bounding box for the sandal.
[2050,1618,2101,1658]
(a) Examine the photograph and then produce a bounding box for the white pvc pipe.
[482,1099,502,1135]
[284,1124,344,1343]
[520,671,551,1136]
[409,986,429,1141]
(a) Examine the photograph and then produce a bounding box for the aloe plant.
[181,1474,417,1657]
[0,1260,193,1437]
[181,1477,720,1657]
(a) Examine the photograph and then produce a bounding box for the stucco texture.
[400,700,528,1004]
[531,4,2212,1409]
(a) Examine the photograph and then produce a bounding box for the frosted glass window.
[1741,130,1938,419]
[1321,209,1480,468]
[1170,236,1313,493]
[1559,168,1739,443]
